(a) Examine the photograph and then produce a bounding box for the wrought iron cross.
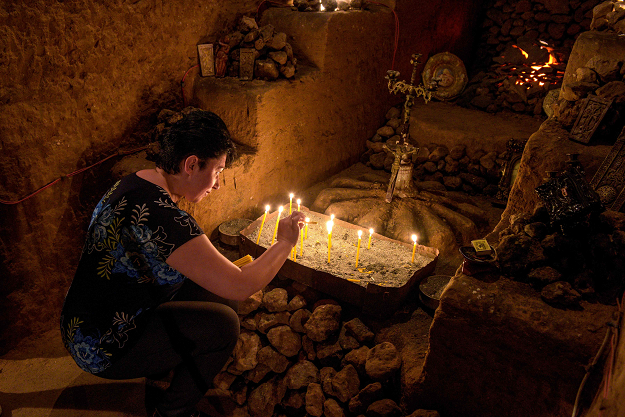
[383,53,439,202]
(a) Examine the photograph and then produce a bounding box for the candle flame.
[412,234,417,243]
[305,217,310,223]
[326,220,333,233]
[265,205,270,212]
[296,199,301,205]
[369,228,374,234]
[289,193,294,198]
[358,230,362,237]
[330,214,335,221]
[278,206,283,212]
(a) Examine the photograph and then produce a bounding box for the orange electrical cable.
[0,145,150,205]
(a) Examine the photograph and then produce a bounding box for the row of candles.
[256,194,420,266]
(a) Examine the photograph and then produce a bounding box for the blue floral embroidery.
[69,328,111,373]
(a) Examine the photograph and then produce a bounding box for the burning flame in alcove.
[511,41,561,87]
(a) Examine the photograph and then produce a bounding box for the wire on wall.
[0,145,150,205]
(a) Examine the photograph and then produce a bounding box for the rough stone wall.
[0,0,258,353]
[0,0,486,355]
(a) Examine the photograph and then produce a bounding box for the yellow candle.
[271,206,283,245]
[327,220,333,263]
[411,234,417,263]
[305,217,310,239]
[297,198,301,212]
[368,228,373,249]
[289,193,294,214]
[355,230,362,268]
[300,226,304,256]
[256,205,270,245]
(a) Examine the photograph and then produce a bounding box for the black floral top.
[61,173,203,374]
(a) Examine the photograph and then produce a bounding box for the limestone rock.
[247,377,287,417]
[258,345,290,373]
[288,294,307,311]
[377,126,395,137]
[406,410,440,417]
[280,62,296,79]
[285,360,319,389]
[255,59,279,80]
[367,399,403,417]
[266,32,287,50]
[528,266,562,288]
[302,334,316,361]
[282,390,305,414]
[316,340,343,367]
[233,332,262,372]
[331,364,361,403]
[338,325,360,350]
[258,311,291,334]
[365,342,401,381]
[541,281,582,307]
[320,366,337,397]
[324,398,346,417]
[342,344,370,377]
[263,288,289,312]
[239,290,263,316]
[344,317,374,343]
[267,325,302,357]
[238,16,258,33]
[289,308,311,333]
[306,382,325,416]
[305,304,342,342]
[348,382,384,415]
[497,233,547,278]
[385,106,401,119]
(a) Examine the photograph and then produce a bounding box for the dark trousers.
[97,280,240,417]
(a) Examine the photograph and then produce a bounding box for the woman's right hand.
[276,211,305,246]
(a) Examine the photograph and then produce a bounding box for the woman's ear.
[182,155,200,175]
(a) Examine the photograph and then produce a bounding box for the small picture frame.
[197,44,215,77]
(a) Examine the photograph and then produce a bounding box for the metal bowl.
[419,274,451,310]
[218,219,253,247]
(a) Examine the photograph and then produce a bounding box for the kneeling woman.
[61,109,304,417]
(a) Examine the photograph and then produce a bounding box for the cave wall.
[0,0,485,354]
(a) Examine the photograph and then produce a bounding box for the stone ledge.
[407,272,615,417]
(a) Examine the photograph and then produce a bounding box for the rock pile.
[361,105,507,197]
[457,0,604,116]
[495,206,625,307]
[220,16,297,80]
[211,286,440,417]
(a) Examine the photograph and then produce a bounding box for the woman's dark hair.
[155,110,237,174]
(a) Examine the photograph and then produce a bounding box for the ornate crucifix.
[384,53,439,203]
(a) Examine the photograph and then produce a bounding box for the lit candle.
[299,225,304,257]
[355,230,362,268]
[289,193,294,214]
[327,220,333,263]
[305,217,310,239]
[368,228,373,249]
[297,198,301,212]
[271,206,283,245]
[411,234,417,263]
[256,205,270,245]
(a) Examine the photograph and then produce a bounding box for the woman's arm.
[166,211,305,301]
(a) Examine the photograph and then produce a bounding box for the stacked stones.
[361,106,505,197]
[495,206,625,308]
[548,2,625,138]
[457,0,604,116]
[212,286,440,417]
[224,16,296,80]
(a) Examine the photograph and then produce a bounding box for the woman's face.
[185,153,227,203]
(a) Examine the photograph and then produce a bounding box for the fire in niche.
[496,41,565,94]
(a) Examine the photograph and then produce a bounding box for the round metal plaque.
[422,52,468,101]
